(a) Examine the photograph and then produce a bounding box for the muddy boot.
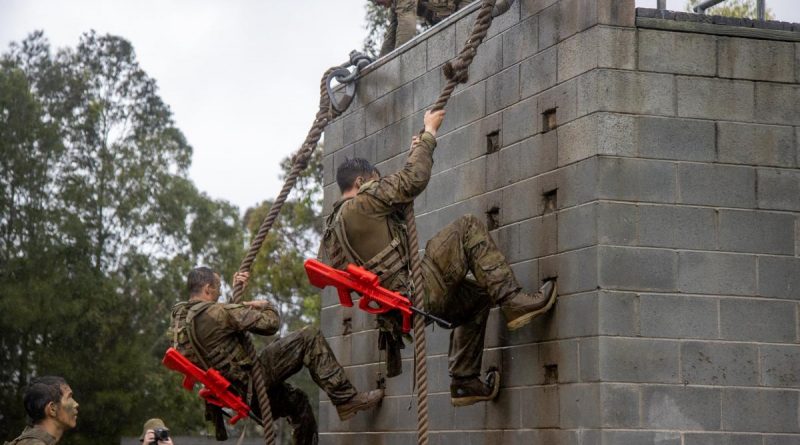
[501,280,558,331]
[335,389,384,421]
[450,369,500,407]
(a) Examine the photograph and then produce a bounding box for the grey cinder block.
[641,385,722,430]
[578,69,675,117]
[640,294,719,339]
[486,65,520,114]
[598,246,677,292]
[718,122,796,167]
[678,163,756,208]
[718,37,795,82]
[503,15,539,68]
[558,203,597,251]
[598,337,681,383]
[597,201,637,246]
[761,344,800,388]
[637,116,716,162]
[757,168,800,212]
[684,433,763,445]
[501,96,539,146]
[720,298,796,342]
[597,157,677,203]
[601,384,640,427]
[758,256,800,300]
[427,24,456,70]
[677,76,754,122]
[755,82,800,126]
[722,388,800,433]
[559,383,601,428]
[681,341,759,386]
[598,291,638,336]
[678,251,757,296]
[638,204,717,250]
[520,0,558,20]
[719,209,795,255]
[520,45,557,99]
[639,29,716,76]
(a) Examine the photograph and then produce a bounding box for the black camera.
[149,428,169,445]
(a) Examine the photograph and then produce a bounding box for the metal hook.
[327,50,373,114]
[492,0,516,17]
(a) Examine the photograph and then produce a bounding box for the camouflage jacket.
[4,426,57,445]
[322,132,436,377]
[322,131,437,286]
[170,299,280,385]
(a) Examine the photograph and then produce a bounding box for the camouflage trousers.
[422,214,521,379]
[251,327,357,445]
[379,0,418,57]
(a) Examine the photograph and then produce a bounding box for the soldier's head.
[336,158,380,194]
[24,376,79,430]
[187,266,222,300]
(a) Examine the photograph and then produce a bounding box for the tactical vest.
[322,193,411,293]
[170,301,253,385]
[418,0,462,26]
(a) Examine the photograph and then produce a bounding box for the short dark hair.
[336,158,379,192]
[187,266,218,296]
[24,376,67,425]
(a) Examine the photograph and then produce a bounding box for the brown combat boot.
[335,389,384,421]
[450,369,500,407]
[501,280,557,331]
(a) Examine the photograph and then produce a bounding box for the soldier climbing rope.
[191,1,516,443]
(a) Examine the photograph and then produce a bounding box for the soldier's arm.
[368,109,445,207]
[222,302,280,336]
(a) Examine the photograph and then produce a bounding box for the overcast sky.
[1,0,798,212]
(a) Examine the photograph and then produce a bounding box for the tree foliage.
[363,2,393,58]
[0,31,242,444]
[684,0,774,19]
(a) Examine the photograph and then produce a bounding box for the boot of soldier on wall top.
[374,0,467,57]
[321,108,558,407]
[168,268,383,445]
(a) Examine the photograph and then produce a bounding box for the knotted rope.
[405,1,500,443]
[229,53,367,445]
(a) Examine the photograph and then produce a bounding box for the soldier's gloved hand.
[243,299,275,312]
[232,271,249,288]
[423,109,446,137]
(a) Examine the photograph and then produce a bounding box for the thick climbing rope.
[227,53,368,445]
[405,1,501,444]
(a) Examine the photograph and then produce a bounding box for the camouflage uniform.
[323,132,521,380]
[378,0,465,57]
[4,426,57,445]
[170,301,357,445]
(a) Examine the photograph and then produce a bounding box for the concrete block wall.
[318,1,800,443]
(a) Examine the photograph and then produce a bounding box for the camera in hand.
[149,428,169,445]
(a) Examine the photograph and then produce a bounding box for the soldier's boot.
[450,369,500,407]
[500,280,558,331]
[335,389,384,421]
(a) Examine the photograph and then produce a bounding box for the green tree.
[0,31,242,444]
[685,0,774,19]
[363,2,392,58]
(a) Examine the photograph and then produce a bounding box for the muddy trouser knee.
[258,326,358,405]
[424,214,521,308]
[423,214,511,379]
